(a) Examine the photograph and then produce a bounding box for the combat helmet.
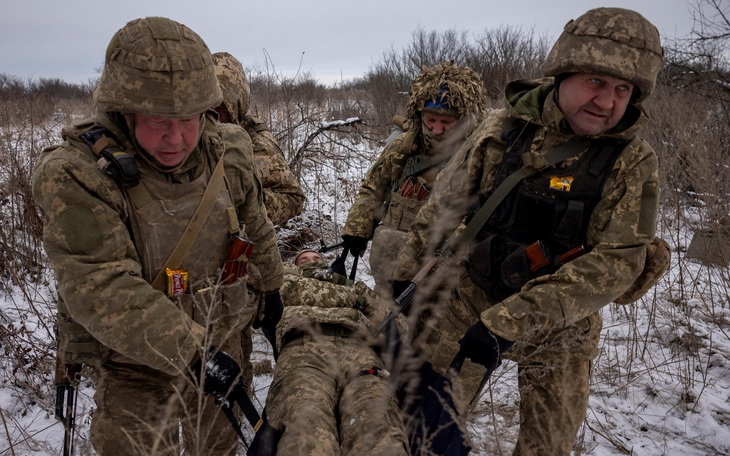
[94,17,223,117]
[405,61,487,124]
[213,52,250,125]
[543,7,664,103]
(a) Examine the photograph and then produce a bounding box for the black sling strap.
[452,136,594,254]
[374,134,594,335]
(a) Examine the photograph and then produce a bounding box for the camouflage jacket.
[243,115,305,225]
[33,111,283,375]
[275,262,400,349]
[343,117,478,238]
[342,132,415,238]
[393,78,659,342]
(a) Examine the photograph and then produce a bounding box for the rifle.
[373,242,451,337]
[318,240,344,253]
[373,135,594,338]
[54,358,82,456]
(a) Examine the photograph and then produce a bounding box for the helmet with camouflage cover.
[94,17,223,117]
[212,52,251,125]
[543,7,663,103]
[405,61,487,124]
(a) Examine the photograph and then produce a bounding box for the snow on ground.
[2,130,729,455]
[3,216,728,455]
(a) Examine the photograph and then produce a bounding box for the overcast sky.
[1,0,697,87]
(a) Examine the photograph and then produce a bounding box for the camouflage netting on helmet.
[94,17,223,117]
[213,51,251,125]
[405,61,487,123]
[542,7,663,103]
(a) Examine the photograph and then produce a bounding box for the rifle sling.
[450,136,593,253]
[150,153,227,291]
[374,136,592,336]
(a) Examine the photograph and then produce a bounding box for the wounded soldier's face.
[295,251,323,266]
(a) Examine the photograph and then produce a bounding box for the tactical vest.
[381,129,449,233]
[56,118,246,365]
[466,122,628,300]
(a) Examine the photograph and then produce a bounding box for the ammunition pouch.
[465,234,511,299]
[382,187,429,232]
[466,236,565,300]
[501,244,532,289]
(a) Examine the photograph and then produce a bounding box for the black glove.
[342,235,369,257]
[312,268,351,285]
[248,421,282,456]
[253,290,283,352]
[459,321,514,372]
[330,244,349,277]
[191,348,242,405]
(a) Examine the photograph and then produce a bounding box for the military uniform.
[213,51,305,398]
[213,51,305,226]
[343,62,487,298]
[393,9,663,455]
[264,262,408,455]
[33,18,283,456]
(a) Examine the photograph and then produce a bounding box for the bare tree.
[466,25,549,100]
[363,26,548,130]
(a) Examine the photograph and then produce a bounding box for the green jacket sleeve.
[342,135,406,239]
[32,142,204,375]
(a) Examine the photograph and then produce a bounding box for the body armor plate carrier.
[466,121,628,300]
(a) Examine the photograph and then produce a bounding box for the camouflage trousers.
[90,337,244,456]
[511,359,592,455]
[265,333,409,456]
[409,267,601,455]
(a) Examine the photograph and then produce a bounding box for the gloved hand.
[312,268,352,285]
[342,235,369,258]
[330,250,348,277]
[248,421,282,456]
[191,348,242,406]
[253,290,284,353]
[459,321,514,373]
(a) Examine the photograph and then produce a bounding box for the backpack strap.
[450,135,594,253]
[149,152,227,291]
[78,125,229,292]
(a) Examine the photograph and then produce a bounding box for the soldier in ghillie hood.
[341,61,487,301]
[390,7,664,455]
[33,17,284,455]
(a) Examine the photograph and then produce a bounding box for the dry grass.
[2,39,730,453]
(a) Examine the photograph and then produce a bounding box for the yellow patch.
[550,176,574,192]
